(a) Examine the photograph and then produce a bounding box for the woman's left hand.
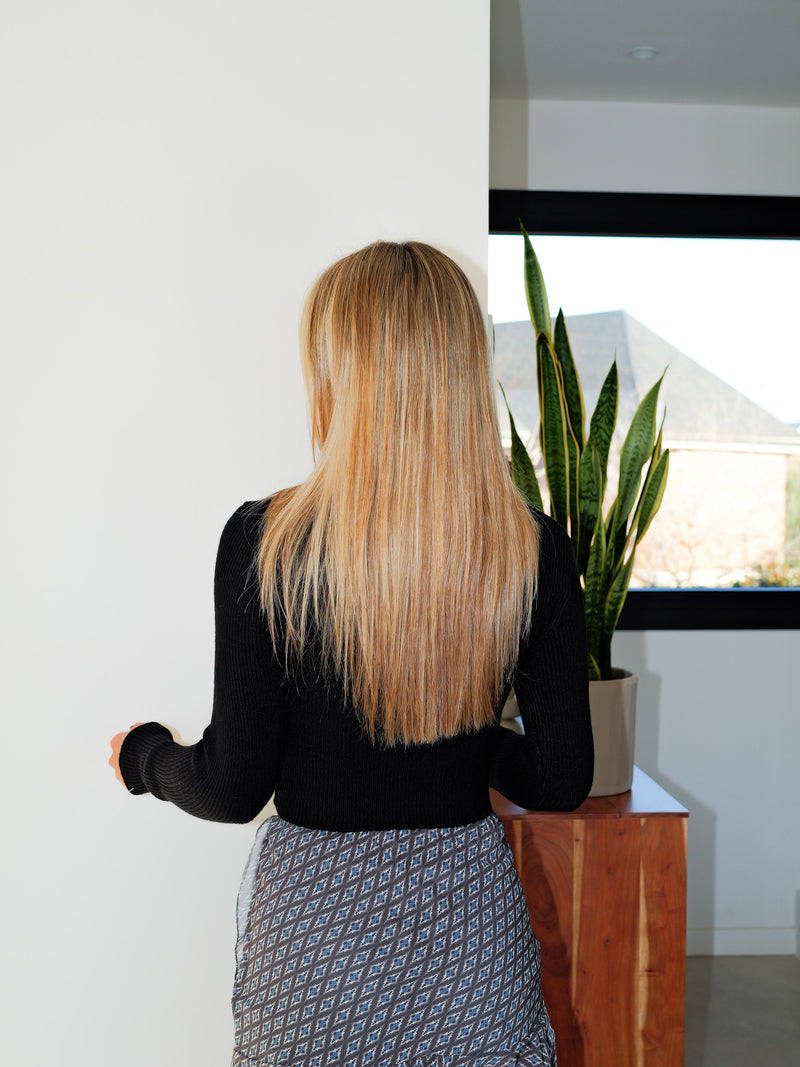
[109,724,144,788]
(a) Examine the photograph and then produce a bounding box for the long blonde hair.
[258,241,539,745]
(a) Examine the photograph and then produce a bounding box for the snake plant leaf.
[604,499,617,543]
[576,443,602,578]
[621,423,663,553]
[584,507,607,672]
[588,653,602,682]
[553,313,584,540]
[604,551,634,636]
[634,449,670,546]
[587,361,618,477]
[553,310,585,450]
[566,415,581,546]
[614,372,665,535]
[535,329,546,455]
[614,420,669,567]
[500,383,544,512]
[654,415,665,454]
[600,552,635,678]
[610,516,629,579]
[521,222,552,340]
[537,334,570,526]
[506,235,671,681]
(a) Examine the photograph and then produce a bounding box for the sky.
[488,235,800,426]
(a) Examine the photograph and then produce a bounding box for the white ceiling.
[491,0,800,107]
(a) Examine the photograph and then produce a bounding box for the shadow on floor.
[685,955,800,1066]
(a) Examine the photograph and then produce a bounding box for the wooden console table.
[492,767,688,1067]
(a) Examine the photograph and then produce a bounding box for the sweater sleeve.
[490,513,594,812]
[117,502,290,823]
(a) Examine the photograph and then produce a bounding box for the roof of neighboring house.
[494,310,800,450]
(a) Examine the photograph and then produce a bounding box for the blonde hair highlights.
[258,241,539,745]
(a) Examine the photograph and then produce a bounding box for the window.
[489,191,800,628]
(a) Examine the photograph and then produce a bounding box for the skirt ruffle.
[407,1017,557,1065]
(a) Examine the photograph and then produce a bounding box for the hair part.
[258,241,539,745]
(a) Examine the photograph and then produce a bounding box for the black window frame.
[489,189,800,630]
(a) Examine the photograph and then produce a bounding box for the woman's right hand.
[108,724,144,788]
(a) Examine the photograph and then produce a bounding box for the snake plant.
[504,226,670,680]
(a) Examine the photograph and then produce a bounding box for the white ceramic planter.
[588,668,637,797]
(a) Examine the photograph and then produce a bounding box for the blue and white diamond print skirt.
[231,814,556,1067]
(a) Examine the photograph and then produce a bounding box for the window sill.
[618,588,799,630]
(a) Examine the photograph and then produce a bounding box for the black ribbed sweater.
[118,501,594,829]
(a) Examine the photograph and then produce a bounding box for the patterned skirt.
[231,814,556,1067]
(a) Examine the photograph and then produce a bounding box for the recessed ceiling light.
[627,46,660,60]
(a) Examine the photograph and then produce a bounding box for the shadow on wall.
[489,0,528,188]
[621,630,718,942]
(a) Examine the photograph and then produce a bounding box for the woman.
[109,241,593,1066]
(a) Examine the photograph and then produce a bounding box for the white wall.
[615,630,800,957]
[490,97,800,194]
[0,3,490,1065]
[491,96,800,956]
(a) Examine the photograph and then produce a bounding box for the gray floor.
[685,956,800,1065]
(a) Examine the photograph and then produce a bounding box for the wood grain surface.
[493,768,688,1067]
